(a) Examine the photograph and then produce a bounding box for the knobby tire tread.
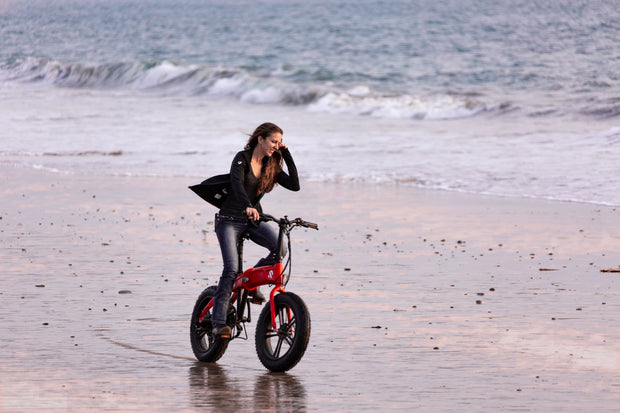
[190,286,229,362]
[255,292,311,372]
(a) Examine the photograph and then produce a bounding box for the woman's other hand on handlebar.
[246,207,260,221]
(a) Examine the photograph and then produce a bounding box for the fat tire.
[255,292,311,372]
[190,286,229,362]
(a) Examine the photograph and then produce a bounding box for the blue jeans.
[211,214,285,326]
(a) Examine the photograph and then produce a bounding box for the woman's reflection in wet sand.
[189,363,307,412]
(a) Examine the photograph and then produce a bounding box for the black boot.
[212,324,231,338]
[255,252,278,268]
[248,287,266,304]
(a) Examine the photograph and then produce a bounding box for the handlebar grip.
[304,221,319,230]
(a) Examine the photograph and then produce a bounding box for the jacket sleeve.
[229,151,253,212]
[276,147,300,191]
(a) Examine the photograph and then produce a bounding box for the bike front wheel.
[255,292,311,372]
[190,286,229,362]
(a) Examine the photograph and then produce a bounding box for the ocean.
[1,0,619,206]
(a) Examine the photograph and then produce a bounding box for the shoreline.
[1,166,619,412]
[6,162,620,209]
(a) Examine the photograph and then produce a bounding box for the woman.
[211,122,300,338]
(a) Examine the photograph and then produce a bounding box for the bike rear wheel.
[255,292,311,372]
[190,286,229,362]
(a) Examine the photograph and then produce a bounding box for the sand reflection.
[189,363,306,412]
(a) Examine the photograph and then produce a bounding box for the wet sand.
[1,167,619,412]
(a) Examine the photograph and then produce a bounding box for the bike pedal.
[212,325,232,338]
[214,331,231,339]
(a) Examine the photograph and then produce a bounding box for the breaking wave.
[0,57,506,121]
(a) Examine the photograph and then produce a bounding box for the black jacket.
[219,147,300,218]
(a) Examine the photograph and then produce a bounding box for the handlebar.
[260,213,319,231]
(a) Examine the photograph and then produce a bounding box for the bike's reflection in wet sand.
[189,363,307,412]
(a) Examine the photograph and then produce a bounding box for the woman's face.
[258,132,282,157]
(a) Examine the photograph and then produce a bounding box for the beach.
[2,1,620,411]
[1,166,619,412]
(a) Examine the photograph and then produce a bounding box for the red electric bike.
[190,213,318,372]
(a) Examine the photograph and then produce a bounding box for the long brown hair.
[244,122,284,194]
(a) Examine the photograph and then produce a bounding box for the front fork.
[269,286,294,331]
